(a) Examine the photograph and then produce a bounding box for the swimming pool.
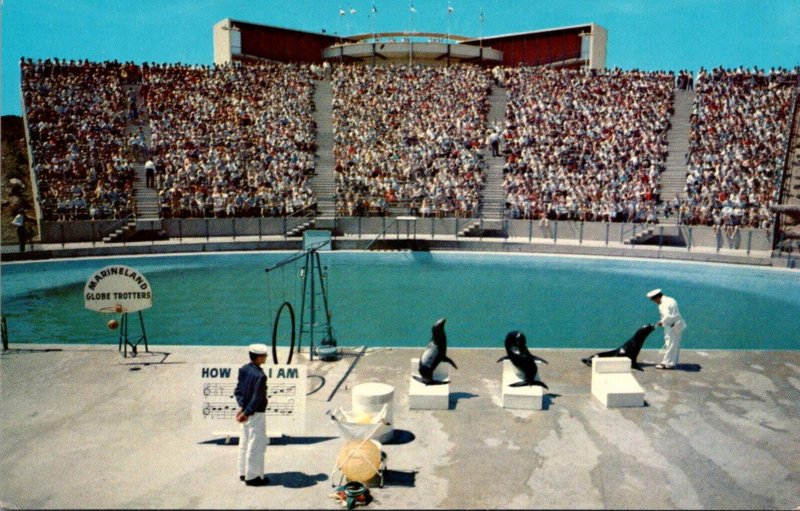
[1,251,799,350]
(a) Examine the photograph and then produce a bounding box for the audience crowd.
[20,59,799,233]
[682,66,799,234]
[143,61,318,218]
[331,64,491,217]
[20,58,139,220]
[497,67,674,223]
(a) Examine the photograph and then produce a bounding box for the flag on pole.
[339,9,346,16]
[448,4,454,13]
[371,4,377,13]
[410,2,417,13]
[350,8,357,14]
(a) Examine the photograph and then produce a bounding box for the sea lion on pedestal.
[413,318,457,385]
[581,324,655,371]
[497,331,548,389]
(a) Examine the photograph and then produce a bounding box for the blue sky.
[2,0,798,116]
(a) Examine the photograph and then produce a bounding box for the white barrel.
[352,382,395,442]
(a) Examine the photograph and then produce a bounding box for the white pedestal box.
[408,358,450,410]
[501,360,544,410]
[591,357,645,408]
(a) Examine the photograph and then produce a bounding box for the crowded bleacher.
[18,58,799,231]
[681,66,798,234]
[144,61,318,218]
[21,58,139,221]
[331,64,491,217]
[498,67,674,223]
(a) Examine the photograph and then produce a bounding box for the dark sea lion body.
[581,324,655,371]
[497,331,548,389]
[414,318,457,385]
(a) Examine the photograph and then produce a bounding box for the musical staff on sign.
[267,402,294,416]
[203,382,236,399]
[202,401,238,420]
[267,381,297,398]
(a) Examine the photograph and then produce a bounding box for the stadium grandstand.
[9,18,800,260]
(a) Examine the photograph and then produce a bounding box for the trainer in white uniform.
[647,289,686,370]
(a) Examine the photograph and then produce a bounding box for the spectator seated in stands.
[682,66,799,233]
[331,64,491,218]
[497,66,674,224]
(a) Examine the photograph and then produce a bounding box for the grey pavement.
[1,344,799,509]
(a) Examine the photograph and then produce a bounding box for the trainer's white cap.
[646,289,662,299]
[248,343,268,355]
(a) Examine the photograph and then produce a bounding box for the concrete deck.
[1,344,799,509]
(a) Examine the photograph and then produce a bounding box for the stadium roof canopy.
[214,18,607,69]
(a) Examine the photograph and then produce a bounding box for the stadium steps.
[311,79,337,217]
[286,219,316,238]
[658,89,696,225]
[623,226,656,245]
[131,163,161,220]
[103,218,138,243]
[103,88,163,243]
[480,85,509,221]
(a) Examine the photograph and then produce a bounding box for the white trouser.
[660,321,685,366]
[238,412,267,481]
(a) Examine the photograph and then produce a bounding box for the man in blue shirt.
[235,343,269,486]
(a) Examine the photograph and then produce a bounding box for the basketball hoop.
[98,305,128,314]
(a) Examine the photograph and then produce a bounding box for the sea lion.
[414,318,457,385]
[497,331,549,389]
[581,324,655,371]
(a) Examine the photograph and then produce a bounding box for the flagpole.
[371,5,376,42]
[479,8,484,49]
[447,1,452,43]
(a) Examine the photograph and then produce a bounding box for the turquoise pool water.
[1,251,799,350]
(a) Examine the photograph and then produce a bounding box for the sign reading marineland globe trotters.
[84,265,153,313]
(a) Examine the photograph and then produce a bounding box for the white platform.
[591,357,645,408]
[352,382,395,443]
[501,360,544,410]
[408,358,450,410]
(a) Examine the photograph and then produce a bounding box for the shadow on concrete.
[306,374,326,395]
[199,435,337,446]
[383,429,415,445]
[118,351,186,368]
[639,362,702,372]
[382,469,417,487]
[270,435,338,446]
[266,471,328,489]
[543,393,560,410]
[449,392,478,410]
[1,348,64,355]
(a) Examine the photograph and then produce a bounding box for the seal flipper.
[532,355,548,364]
[497,355,509,363]
[509,380,549,389]
[443,356,458,369]
[581,357,593,367]
[413,375,449,385]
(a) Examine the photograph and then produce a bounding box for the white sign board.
[193,363,307,438]
[84,265,153,313]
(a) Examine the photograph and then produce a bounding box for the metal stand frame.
[118,311,149,358]
[265,241,335,361]
[298,249,335,361]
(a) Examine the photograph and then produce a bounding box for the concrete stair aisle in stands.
[658,89,695,225]
[131,162,160,220]
[480,85,509,221]
[104,86,160,243]
[311,79,338,217]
